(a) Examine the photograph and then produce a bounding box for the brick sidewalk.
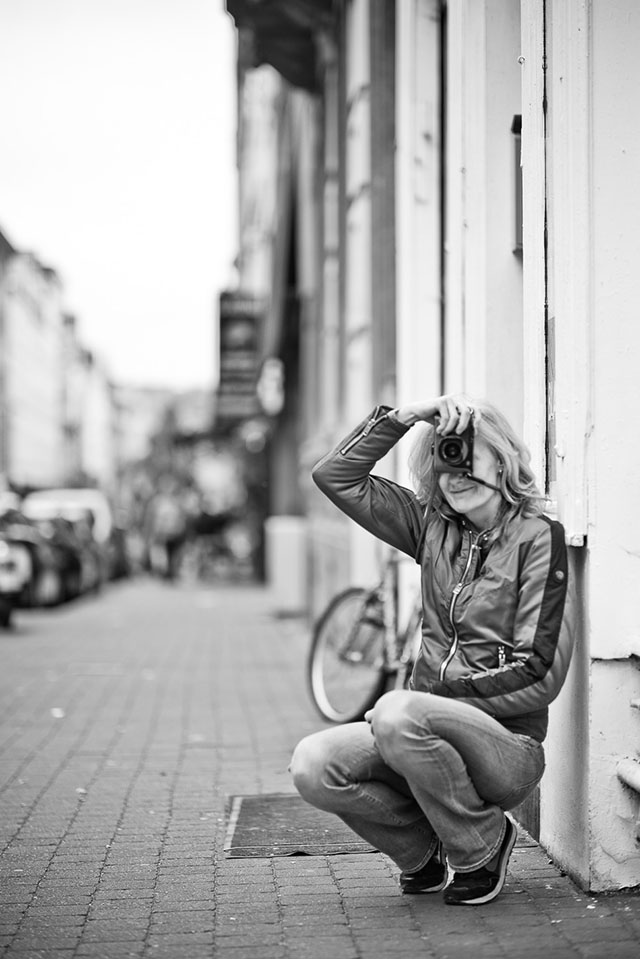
[0,579,638,958]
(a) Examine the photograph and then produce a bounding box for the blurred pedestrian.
[291,395,575,906]
[145,476,188,581]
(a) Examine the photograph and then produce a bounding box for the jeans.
[290,690,545,874]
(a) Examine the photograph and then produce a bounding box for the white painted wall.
[444,0,524,433]
[588,0,640,661]
[319,51,342,434]
[395,0,442,435]
[532,0,592,887]
[540,550,591,887]
[545,0,591,543]
[344,0,378,584]
[581,0,640,890]
[394,0,442,610]
[344,0,373,429]
[237,66,283,299]
[483,0,523,432]
[530,0,640,891]
[520,0,547,486]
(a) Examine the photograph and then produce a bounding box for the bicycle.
[307,551,422,723]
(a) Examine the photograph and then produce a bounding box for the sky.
[0,0,238,391]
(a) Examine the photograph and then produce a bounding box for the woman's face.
[437,436,503,531]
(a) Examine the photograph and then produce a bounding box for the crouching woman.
[290,395,575,906]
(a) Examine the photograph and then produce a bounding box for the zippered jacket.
[312,406,576,743]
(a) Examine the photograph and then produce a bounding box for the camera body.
[433,423,474,475]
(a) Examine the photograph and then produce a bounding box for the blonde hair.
[408,399,544,533]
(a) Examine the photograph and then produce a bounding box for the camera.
[433,422,474,475]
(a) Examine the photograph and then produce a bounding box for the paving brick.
[80,919,147,943]
[146,930,214,945]
[76,948,143,958]
[214,949,287,959]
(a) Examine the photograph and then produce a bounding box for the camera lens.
[440,437,467,465]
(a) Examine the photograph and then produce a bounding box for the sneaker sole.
[444,818,517,906]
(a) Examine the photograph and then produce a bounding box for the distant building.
[0,229,16,484]
[0,226,118,497]
[114,384,175,465]
[62,314,117,492]
[0,236,66,490]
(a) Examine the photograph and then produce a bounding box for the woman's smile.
[448,482,475,495]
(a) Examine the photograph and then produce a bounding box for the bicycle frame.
[339,590,385,667]
[380,551,422,679]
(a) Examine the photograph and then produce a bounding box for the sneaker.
[399,846,448,894]
[444,817,517,906]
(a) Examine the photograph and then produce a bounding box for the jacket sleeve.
[312,406,426,559]
[426,518,575,717]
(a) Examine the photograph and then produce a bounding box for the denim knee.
[370,690,416,763]
[290,734,326,803]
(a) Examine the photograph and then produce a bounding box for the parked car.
[66,514,105,592]
[21,488,129,582]
[27,517,88,601]
[0,509,67,610]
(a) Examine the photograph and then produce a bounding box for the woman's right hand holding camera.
[394,395,476,434]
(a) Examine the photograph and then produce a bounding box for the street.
[1,578,639,959]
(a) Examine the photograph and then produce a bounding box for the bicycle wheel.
[308,587,388,723]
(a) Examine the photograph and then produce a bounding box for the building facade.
[62,314,119,493]
[225,0,640,891]
[0,228,119,498]
[0,244,66,490]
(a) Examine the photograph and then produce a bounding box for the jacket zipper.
[438,532,480,681]
[339,407,388,454]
